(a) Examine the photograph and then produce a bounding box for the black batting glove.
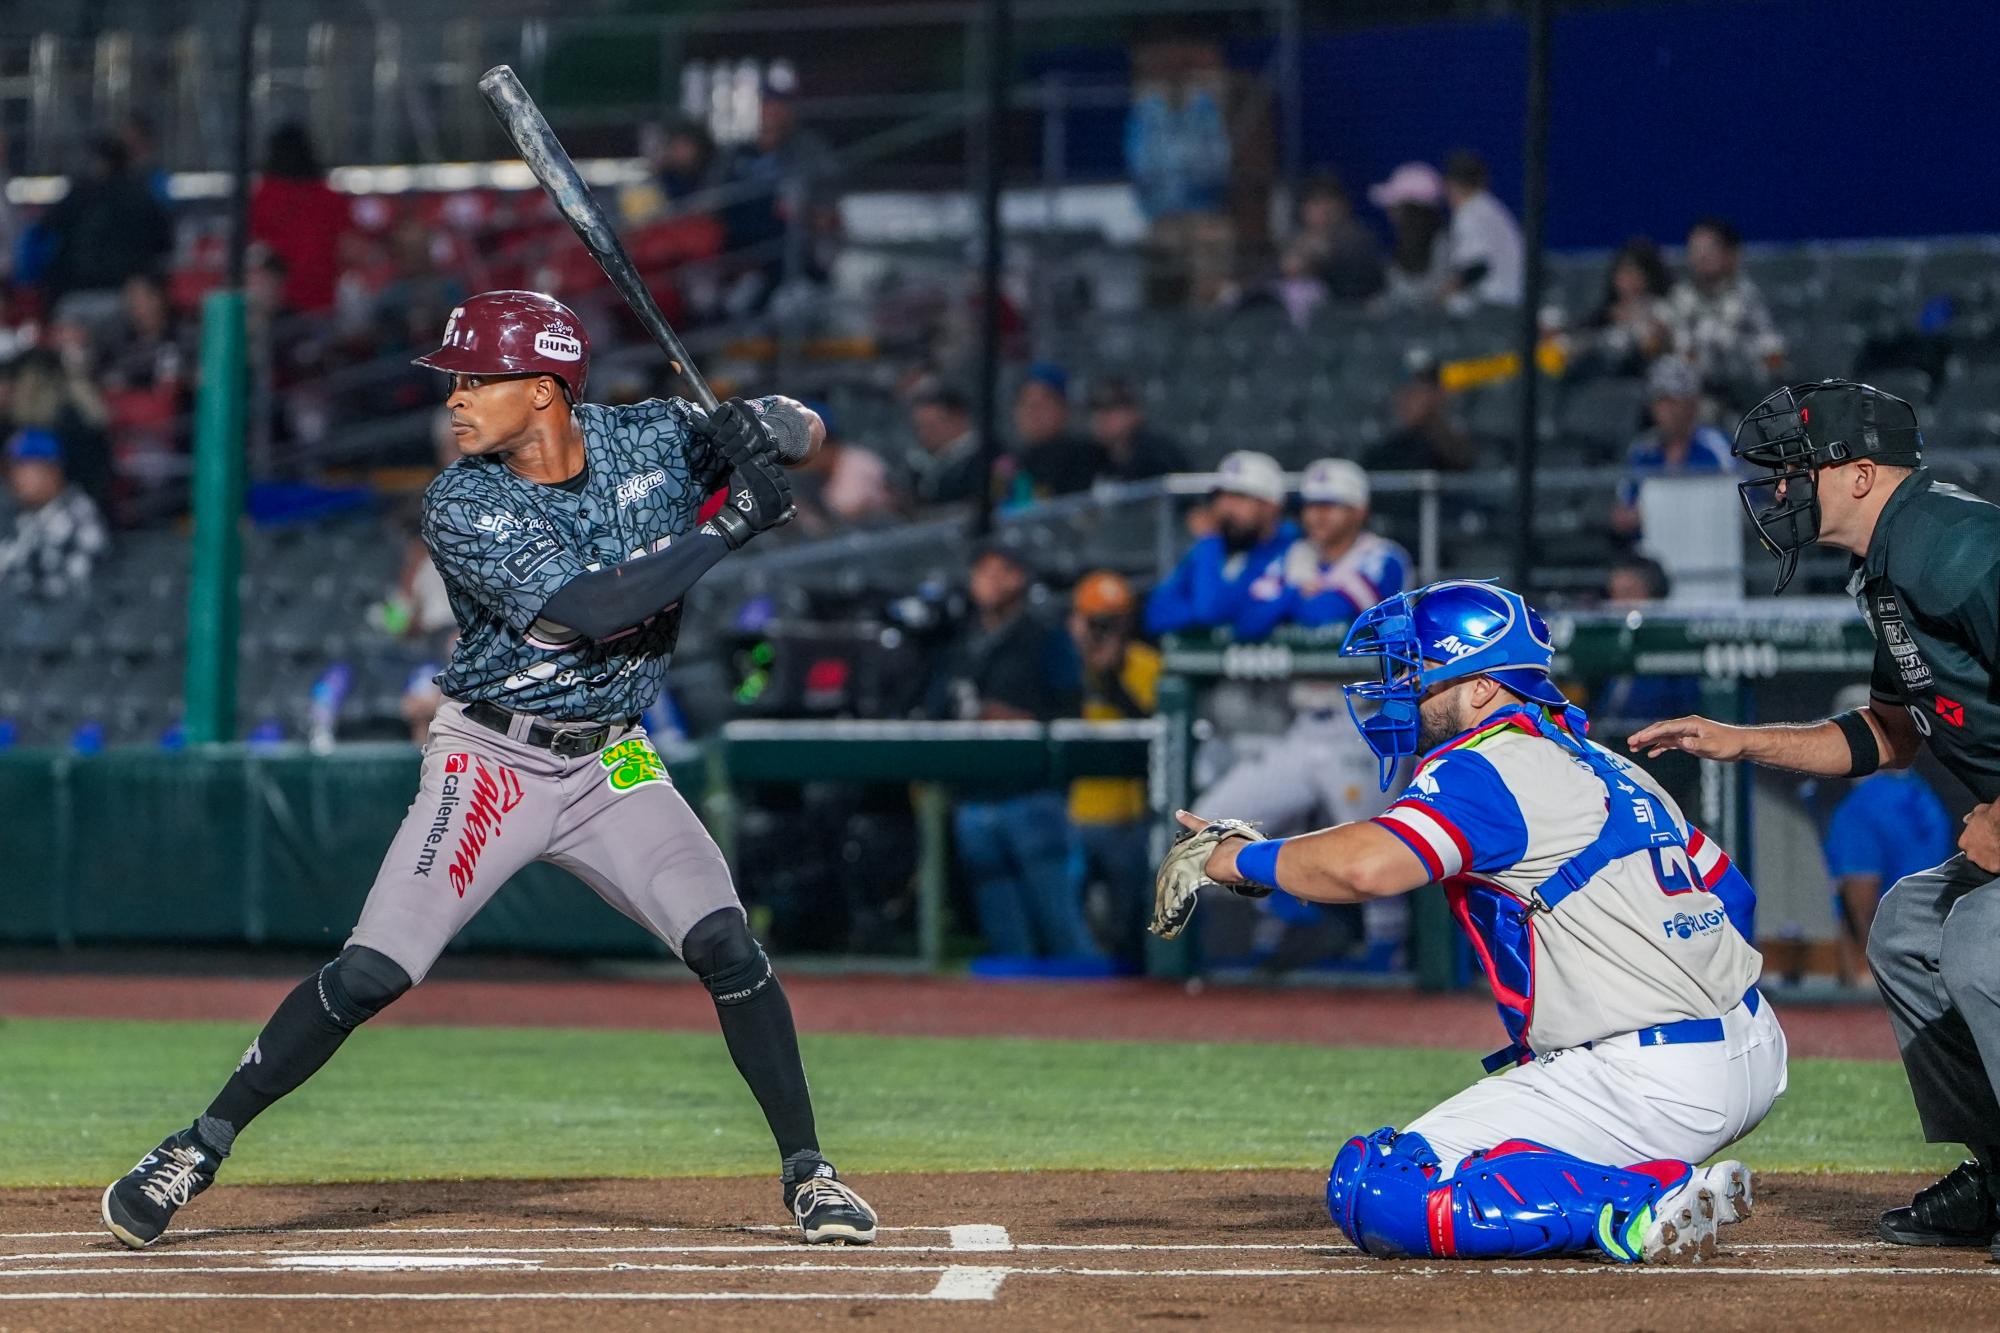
[703,452,795,549]
[698,397,781,469]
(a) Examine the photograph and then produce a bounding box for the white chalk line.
[0,1240,1914,1266]
[0,1256,1989,1282]
[0,1264,1989,1303]
[0,1223,951,1241]
[0,1290,966,1303]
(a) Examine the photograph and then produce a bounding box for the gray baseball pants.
[1867,853,2000,1155]
[348,699,739,982]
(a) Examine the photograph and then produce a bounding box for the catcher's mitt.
[1149,817,1274,940]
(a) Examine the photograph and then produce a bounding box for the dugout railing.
[5,600,1874,982]
[1152,599,1878,986]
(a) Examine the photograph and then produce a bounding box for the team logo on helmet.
[533,329,582,361]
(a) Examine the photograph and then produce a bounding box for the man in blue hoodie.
[1146,450,1297,635]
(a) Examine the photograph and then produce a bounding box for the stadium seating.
[9,236,2000,748]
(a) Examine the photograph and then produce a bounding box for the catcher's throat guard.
[1732,379,1924,593]
[1340,581,1566,790]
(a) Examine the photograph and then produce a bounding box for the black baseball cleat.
[783,1155,877,1245]
[101,1130,219,1249]
[1878,1161,1997,1247]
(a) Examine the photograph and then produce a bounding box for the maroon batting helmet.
[412,290,589,402]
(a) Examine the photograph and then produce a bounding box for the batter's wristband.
[1831,708,1882,778]
[1233,837,1287,893]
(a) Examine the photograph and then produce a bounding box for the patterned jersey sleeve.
[420,472,587,636]
[1371,750,1530,881]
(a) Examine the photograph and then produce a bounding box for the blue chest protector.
[1465,713,1694,1073]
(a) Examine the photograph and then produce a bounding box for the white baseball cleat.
[1699,1160,1753,1225]
[1635,1181,1719,1265]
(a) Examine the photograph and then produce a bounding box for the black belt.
[460,700,632,759]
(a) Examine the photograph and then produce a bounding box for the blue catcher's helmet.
[1340,580,1566,789]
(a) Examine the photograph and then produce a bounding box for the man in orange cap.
[1068,570,1162,969]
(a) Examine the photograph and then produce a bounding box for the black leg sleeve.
[681,909,819,1160]
[198,947,411,1156]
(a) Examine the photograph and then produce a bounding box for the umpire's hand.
[1961,803,2000,874]
[1627,715,1749,761]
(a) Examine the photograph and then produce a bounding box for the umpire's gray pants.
[1867,853,2000,1152]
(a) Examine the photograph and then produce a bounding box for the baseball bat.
[478,63,718,412]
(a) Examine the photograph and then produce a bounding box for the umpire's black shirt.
[1853,467,2000,800]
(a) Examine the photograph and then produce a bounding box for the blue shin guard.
[1328,1129,1693,1261]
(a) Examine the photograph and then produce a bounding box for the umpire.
[1629,379,2000,1254]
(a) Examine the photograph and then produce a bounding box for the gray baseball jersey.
[423,397,775,721]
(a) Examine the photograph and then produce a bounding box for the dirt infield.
[1,1171,1992,1331]
[0,970,1902,1059]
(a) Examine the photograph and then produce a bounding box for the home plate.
[268,1254,544,1272]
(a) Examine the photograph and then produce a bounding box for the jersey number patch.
[1647,847,1699,896]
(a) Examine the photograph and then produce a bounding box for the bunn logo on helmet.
[1731,378,1923,593]
[532,330,583,361]
[1339,580,1565,790]
[412,289,591,402]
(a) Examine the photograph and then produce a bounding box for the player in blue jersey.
[103,291,876,1250]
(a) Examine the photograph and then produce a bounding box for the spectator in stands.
[370,217,467,356]
[101,274,188,393]
[1367,162,1450,311]
[718,86,832,312]
[1440,150,1524,310]
[119,113,172,206]
[1594,555,1699,727]
[1066,571,1161,971]
[1127,36,1237,307]
[1604,552,1671,606]
[37,135,172,318]
[653,117,720,204]
[1667,217,1786,408]
[1562,236,1673,378]
[1087,378,1187,481]
[907,379,986,506]
[788,401,896,531]
[1146,449,1296,635]
[0,428,107,601]
[1233,459,1410,641]
[1010,363,1108,499]
[250,123,352,316]
[0,131,18,283]
[927,542,1096,961]
[1283,172,1385,305]
[1819,685,1956,987]
[1611,357,1734,541]
[1365,354,1476,474]
[9,344,114,522]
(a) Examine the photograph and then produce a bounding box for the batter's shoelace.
[794,1178,871,1218]
[136,1148,207,1209]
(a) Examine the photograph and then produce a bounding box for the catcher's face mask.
[1732,381,1924,593]
[1341,581,1564,790]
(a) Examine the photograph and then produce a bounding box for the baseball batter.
[102,290,877,1249]
[1154,581,1786,1263]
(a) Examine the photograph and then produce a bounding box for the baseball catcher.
[1156,580,1786,1263]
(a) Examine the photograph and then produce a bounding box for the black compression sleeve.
[538,533,731,639]
[1831,708,1883,778]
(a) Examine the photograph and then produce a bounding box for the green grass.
[0,1017,1958,1187]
